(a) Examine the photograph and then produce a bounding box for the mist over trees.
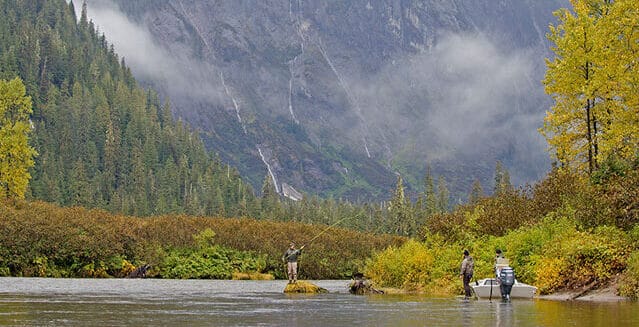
[0,0,254,216]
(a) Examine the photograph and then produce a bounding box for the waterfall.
[317,38,373,158]
[364,138,371,158]
[288,74,299,124]
[257,146,280,194]
[317,39,360,116]
[175,1,211,54]
[220,72,247,134]
[288,56,300,124]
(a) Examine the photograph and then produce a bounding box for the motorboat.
[472,278,537,300]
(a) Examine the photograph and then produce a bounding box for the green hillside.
[0,0,256,217]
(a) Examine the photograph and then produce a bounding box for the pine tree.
[468,179,484,204]
[437,176,449,212]
[0,78,38,199]
[493,161,512,195]
[423,165,437,216]
[0,0,267,217]
[260,174,280,219]
[388,174,413,236]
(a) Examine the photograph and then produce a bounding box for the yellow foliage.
[619,250,639,299]
[542,0,639,174]
[365,239,436,291]
[120,259,136,276]
[0,78,37,199]
[534,257,567,294]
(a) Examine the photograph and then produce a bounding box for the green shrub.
[532,225,631,294]
[619,251,639,300]
[364,239,433,290]
[158,244,265,279]
[366,214,633,295]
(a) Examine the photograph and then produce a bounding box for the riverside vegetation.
[0,200,404,279]
[366,0,639,299]
[365,169,639,298]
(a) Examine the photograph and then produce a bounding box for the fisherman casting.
[282,242,304,283]
[280,217,349,286]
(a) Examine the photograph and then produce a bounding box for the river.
[0,278,636,326]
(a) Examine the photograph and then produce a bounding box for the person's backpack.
[466,258,474,276]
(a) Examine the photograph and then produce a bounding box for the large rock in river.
[283,281,328,294]
[349,278,384,295]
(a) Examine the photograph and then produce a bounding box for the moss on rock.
[283,281,328,293]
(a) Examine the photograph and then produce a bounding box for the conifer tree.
[389,174,413,236]
[437,176,449,212]
[260,174,280,219]
[468,179,484,204]
[493,161,512,195]
[423,165,437,216]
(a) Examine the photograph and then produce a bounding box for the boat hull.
[471,278,537,299]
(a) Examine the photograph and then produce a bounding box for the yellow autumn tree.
[0,78,38,199]
[593,0,639,165]
[542,0,638,175]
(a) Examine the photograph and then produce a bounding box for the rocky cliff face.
[85,0,567,200]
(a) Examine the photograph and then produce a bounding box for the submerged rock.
[127,264,150,278]
[349,275,384,295]
[232,272,275,280]
[283,281,329,294]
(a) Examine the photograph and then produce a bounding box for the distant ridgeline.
[0,0,255,217]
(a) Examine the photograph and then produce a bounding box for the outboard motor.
[499,267,515,301]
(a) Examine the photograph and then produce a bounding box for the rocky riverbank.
[539,278,629,302]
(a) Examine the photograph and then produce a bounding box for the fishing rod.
[284,215,352,260]
[302,215,352,248]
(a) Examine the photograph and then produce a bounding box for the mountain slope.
[0,0,256,216]
[86,0,568,201]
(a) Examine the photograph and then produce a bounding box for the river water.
[0,278,636,326]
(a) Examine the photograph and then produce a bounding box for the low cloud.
[352,32,549,182]
[83,1,225,108]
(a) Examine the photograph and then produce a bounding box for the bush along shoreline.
[364,169,639,300]
[0,200,405,280]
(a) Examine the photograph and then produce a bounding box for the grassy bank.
[0,200,405,279]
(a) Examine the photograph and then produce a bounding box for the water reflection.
[0,278,636,326]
